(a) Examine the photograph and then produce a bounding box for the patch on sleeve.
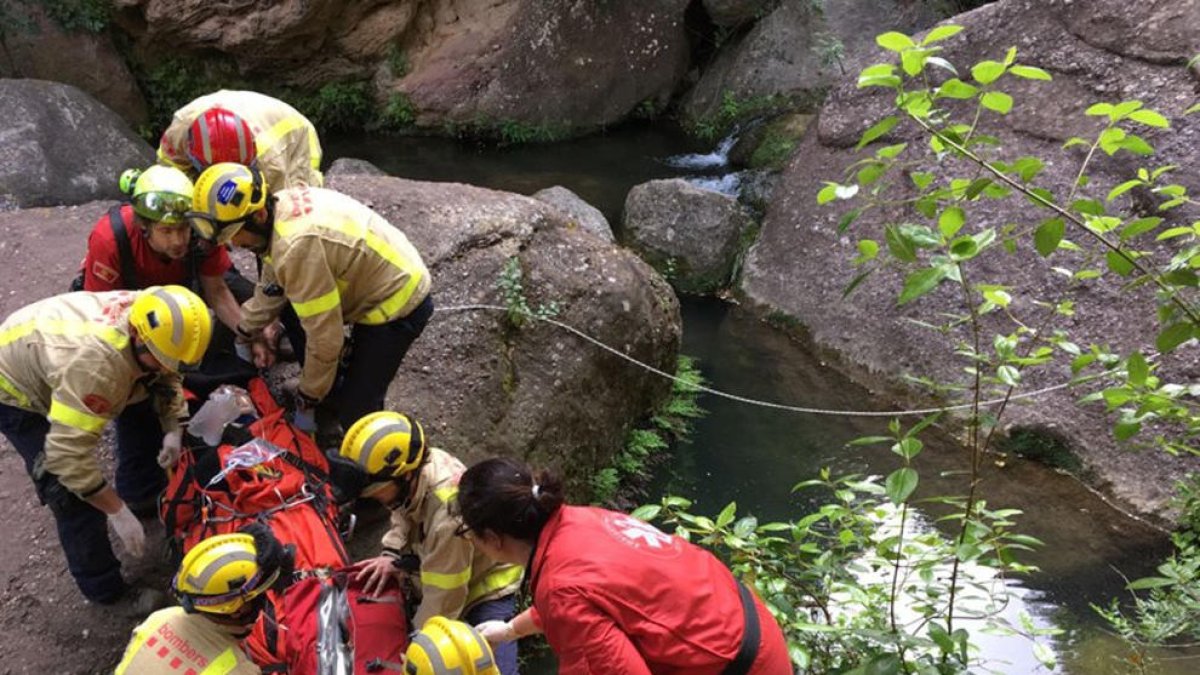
[91,261,119,285]
[82,394,112,415]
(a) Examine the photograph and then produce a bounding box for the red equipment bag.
[245,562,410,673]
[159,377,349,571]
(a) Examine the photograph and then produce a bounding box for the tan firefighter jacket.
[0,291,186,497]
[157,89,324,190]
[238,186,431,402]
[382,447,524,629]
[115,607,261,675]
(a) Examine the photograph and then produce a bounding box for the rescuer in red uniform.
[455,457,793,675]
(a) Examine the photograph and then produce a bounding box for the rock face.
[740,0,1200,516]
[682,0,943,125]
[114,0,692,134]
[0,80,153,209]
[327,173,681,494]
[533,186,614,241]
[625,179,755,294]
[325,157,388,178]
[0,3,147,124]
[703,0,776,28]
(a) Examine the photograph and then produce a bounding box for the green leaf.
[1105,250,1135,276]
[716,502,737,528]
[1112,100,1145,119]
[1115,420,1141,441]
[949,235,980,261]
[894,437,924,460]
[1127,109,1170,128]
[1009,64,1052,80]
[901,49,927,77]
[964,178,993,199]
[886,467,919,504]
[817,183,838,205]
[921,24,963,45]
[911,171,935,190]
[936,78,978,100]
[1156,322,1195,353]
[1127,351,1148,387]
[938,206,966,238]
[1003,46,1018,66]
[859,63,896,79]
[1127,576,1176,590]
[854,239,879,264]
[1188,102,1200,115]
[837,208,862,232]
[898,266,948,305]
[1034,218,1065,256]
[971,60,1006,85]
[842,268,874,298]
[1119,217,1162,240]
[1063,137,1089,149]
[630,505,661,522]
[997,365,1021,386]
[847,435,893,446]
[876,31,915,52]
[885,225,918,262]
[1107,179,1143,202]
[981,91,1014,114]
[856,115,899,150]
[1120,135,1155,156]
[1085,103,1114,117]
[875,142,908,159]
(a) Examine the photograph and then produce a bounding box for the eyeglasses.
[186,211,246,246]
[133,191,191,224]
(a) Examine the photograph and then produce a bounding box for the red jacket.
[529,506,791,675]
[82,204,231,291]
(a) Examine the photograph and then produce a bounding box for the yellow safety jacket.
[0,291,186,497]
[382,448,524,629]
[157,89,324,190]
[238,186,431,402]
[115,607,261,675]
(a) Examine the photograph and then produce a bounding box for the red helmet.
[186,108,257,172]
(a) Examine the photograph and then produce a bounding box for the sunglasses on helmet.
[186,212,247,246]
[133,191,192,224]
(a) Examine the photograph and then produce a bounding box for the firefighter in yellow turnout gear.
[116,526,290,675]
[187,163,433,434]
[157,89,323,190]
[0,287,211,602]
[339,412,523,675]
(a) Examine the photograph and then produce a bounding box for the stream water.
[327,125,1190,674]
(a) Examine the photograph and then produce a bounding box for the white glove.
[108,505,146,558]
[235,340,254,363]
[157,429,183,469]
[475,620,517,645]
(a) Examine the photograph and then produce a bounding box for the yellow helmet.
[129,285,213,371]
[188,162,267,244]
[122,165,195,224]
[405,617,499,675]
[340,411,426,479]
[174,533,278,615]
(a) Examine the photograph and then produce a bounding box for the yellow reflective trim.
[358,269,422,325]
[0,373,30,407]
[308,127,322,169]
[434,485,458,503]
[421,567,472,590]
[291,288,341,319]
[0,319,128,351]
[49,399,108,433]
[467,565,525,606]
[199,647,239,675]
[256,116,307,154]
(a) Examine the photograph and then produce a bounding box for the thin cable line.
[435,304,1076,418]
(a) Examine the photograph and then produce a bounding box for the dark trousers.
[464,594,519,675]
[0,403,124,602]
[113,399,166,504]
[282,295,434,430]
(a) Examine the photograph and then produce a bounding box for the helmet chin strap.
[242,198,276,254]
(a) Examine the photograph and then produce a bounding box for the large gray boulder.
[682,0,943,126]
[533,185,614,242]
[0,80,153,209]
[327,173,681,494]
[624,179,755,295]
[741,0,1200,516]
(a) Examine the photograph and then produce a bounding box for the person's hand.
[355,555,403,597]
[108,504,146,557]
[157,429,183,469]
[475,620,518,645]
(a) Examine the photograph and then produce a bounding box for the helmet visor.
[187,212,245,246]
[133,192,191,224]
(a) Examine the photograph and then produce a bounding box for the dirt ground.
[0,203,391,673]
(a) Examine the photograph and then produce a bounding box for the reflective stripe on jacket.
[0,291,186,496]
[115,607,261,675]
[239,186,431,401]
[382,448,522,628]
[157,89,323,190]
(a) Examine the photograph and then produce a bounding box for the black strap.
[720,581,761,675]
[108,205,139,289]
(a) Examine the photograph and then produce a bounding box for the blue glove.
[292,406,316,433]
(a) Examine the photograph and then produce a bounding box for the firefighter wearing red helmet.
[157,90,323,191]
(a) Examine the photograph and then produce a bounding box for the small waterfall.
[662,132,738,170]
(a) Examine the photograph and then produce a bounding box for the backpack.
[245,562,410,674]
[70,204,200,293]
